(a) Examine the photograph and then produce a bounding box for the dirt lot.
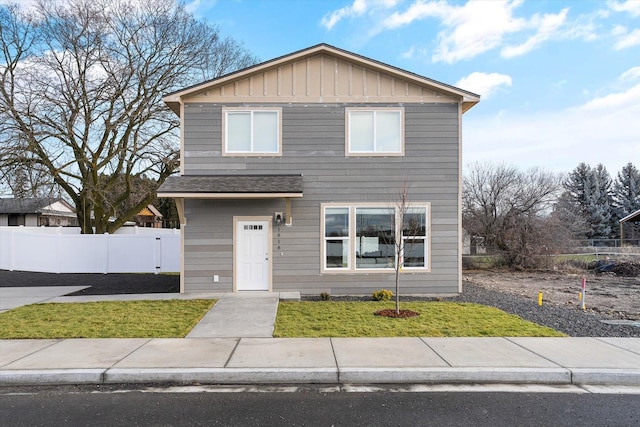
[464,269,640,320]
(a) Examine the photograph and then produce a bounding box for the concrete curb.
[5,367,639,387]
[337,367,572,384]
[0,369,105,385]
[571,369,640,386]
[104,368,339,384]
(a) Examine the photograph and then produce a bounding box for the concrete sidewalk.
[1,287,639,388]
[0,286,89,313]
[1,337,639,387]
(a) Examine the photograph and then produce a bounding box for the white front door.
[235,219,271,291]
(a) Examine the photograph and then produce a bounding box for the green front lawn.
[274,301,565,337]
[0,299,215,339]
[0,299,564,339]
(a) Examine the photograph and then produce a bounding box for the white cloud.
[321,0,398,30]
[455,72,512,99]
[400,45,428,60]
[579,83,640,111]
[611,24,627,36]
[380,0,529,63]
[464,81,640,174]
[501,8,569,58]
[620,66,640,82]
[608,0,640,17]
[185,0,202,14]
[401,46,415,59]
[378,0,579,63]
[381,0,449,29]
[614,28,640,49]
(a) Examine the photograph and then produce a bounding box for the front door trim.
[233,216,273,292]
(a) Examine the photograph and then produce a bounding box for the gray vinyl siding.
[182,103,461,295]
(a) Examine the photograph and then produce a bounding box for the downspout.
[178,98,186,293]
[457,100,463,294]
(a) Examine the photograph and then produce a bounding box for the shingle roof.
[157,175,303,195]
[0,197,66,214]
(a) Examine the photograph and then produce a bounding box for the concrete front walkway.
[1,337,639,387]
[187,293,280,338]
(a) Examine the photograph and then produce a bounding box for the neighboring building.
[619,208,640,244]
[133,204,164,228]
[158,44,480,294]
[0,197,77,227]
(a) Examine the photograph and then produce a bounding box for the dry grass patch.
[0,299,215,339]
[274,301,565,338]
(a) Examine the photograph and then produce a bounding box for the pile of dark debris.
[593,260,640,278]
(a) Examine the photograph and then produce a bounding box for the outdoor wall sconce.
[274,212,284,225]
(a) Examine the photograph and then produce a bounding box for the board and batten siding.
[181,103,460,295]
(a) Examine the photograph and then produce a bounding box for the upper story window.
[346,108,404,156]
[223,108,281,156]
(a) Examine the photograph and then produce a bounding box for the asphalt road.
[1,387,639,426]
[0,270,179,295]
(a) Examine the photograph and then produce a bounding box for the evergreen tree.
[612,163,640,218]
[591,164,613,238]
[564,162,592,205]
[563,163,613,240]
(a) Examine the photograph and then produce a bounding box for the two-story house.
[158,44,479,295]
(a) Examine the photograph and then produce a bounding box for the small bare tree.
[0,0,257,233]
[389,180,426,315]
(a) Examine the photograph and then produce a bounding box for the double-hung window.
[324,207,350,269]
[346,108,403,155]
[223,108,281,155]
[402,207,427,268]
[322,203,429,272]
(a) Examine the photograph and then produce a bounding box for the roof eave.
[462,99,480,113]
[619,208,640,223]
[157,192,303,199]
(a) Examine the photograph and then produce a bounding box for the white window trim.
[222,107,282,156]
[320,202,430,274]
[345,107,404,157]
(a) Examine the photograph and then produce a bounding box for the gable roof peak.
[164,43,480,114]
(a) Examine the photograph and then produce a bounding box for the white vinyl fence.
[0,226,180,273]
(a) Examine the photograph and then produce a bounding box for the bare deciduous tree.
[463,162,561,267]
[0,0,257,233]
[390,181,426,314]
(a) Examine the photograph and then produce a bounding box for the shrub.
[320,292,331,301]
[372,289,393,301]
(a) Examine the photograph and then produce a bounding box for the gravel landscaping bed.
[452,281,640,338]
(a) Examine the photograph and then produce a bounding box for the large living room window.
[346,108,403,155]
[321,203,429,272]
[223,108,281,155]
[355,207,395,269]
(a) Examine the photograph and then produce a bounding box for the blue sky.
[187,0,640,176]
